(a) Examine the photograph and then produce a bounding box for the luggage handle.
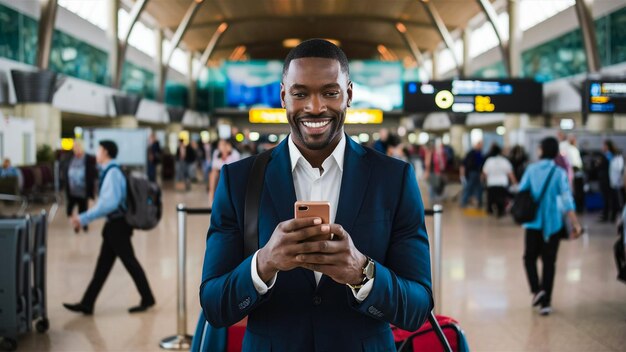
[397,311,453,352]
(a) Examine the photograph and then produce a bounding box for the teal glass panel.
[608,6,626,66]
[197,65,227,112]
[522,29,587,82]
[121,61,155,99]
[0,3,38,65]
[473,61,507,79]
[49,30,108,85]
[165,80,188,108]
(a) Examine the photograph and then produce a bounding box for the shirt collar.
[288,133,346,172]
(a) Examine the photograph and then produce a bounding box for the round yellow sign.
[435,90,454,109]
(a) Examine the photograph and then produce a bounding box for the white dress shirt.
[251,133,374,302]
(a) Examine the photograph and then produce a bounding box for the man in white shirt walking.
[483,144,517,217]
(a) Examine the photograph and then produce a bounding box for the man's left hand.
[70,215,81,233]
[295,224,368,286]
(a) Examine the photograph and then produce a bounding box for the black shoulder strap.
[243,150,272,258]
[537,166,557,204]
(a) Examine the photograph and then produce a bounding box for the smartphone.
[294,201,332,241]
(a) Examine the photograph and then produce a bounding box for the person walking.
[64,141,97,233]
[519,137,582,316]
[482,144,517,217]
[460,141,485,208]
[63,140,155,314]
[146,133,162,183]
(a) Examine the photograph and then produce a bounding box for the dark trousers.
[524,228,561,305]
[66,195,88,217]
[67,196,88,230]
[486,186,507,217]
[573,175,585,213]
[461,171,483,207]
[609,187,625,222]
[81,218,154,308]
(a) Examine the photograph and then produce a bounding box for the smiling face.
[281,57,352,153]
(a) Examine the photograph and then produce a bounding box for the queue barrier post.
[425,204,444,315]
[160,204,212,351]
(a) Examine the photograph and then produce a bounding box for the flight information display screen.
[403,79,543,114]
[584,80,626,113]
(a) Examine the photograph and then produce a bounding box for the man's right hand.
[256,217,325,283]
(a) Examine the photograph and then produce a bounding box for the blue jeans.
[461,171,483,207]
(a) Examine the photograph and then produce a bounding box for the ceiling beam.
[476,0,510,76]
[194,22,229,80]
[159,0,203,102]
[420,0,462,75]
[113,0,149,88]
[178,14,439,31]
[395,22,426,71]
[212,39,419,54]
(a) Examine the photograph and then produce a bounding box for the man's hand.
[295,224,367,286]
[257,217,328,282]
[70,214,81,233]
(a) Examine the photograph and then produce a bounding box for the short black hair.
[99,140,118,159]
[489,143,502,156]
[540,137,559,160]
[282,38,349,79]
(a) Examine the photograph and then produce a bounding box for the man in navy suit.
[200,39,432,351]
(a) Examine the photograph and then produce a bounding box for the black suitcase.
[0,212,49,351]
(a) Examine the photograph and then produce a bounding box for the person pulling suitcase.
[63,140,155,315]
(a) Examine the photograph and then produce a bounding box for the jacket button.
[313,295,322,305]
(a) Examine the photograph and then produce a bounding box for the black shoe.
[539,303,552,316]
[63,302,93,315]
[82,226,88,232]
[128,300,155,313]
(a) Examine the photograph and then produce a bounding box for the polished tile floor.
[8,182,626,351]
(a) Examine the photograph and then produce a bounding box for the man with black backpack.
[64,140,155,315]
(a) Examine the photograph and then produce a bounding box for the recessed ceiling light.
[283,38,301,48]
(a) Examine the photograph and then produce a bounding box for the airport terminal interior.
[1,0,626,351]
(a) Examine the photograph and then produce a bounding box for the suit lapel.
[264,139,317,287]
[318,135,372,291]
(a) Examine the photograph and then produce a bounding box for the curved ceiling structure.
[140,0,493,63]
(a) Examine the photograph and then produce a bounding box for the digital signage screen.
[584,80,626,114]
[404,79,543,114]
[224,60,407,111]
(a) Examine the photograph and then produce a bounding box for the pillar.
[167,123,183,154]
[107,0,119,87]
[187,52,196,110]
[154,28,164,102]
[431,50,439,80]
[508,0,522,77]
[14,103,62,150]
[586,114,613,132]
[112,115,139,129]
[461,27,471,79]
[614,114,626,131]
[449,124,466,158]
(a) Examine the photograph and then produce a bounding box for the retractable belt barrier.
[161,203,444,351]
[160,204,211,351]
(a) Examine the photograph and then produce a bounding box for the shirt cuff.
[350,278,375,303]
[78,212,90,226]
[251,250,277,295]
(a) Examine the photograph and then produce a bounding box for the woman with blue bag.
[518,137,582,316]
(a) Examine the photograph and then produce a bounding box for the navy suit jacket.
[200,136,433,352]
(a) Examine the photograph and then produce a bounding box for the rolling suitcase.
[0,213,49,351]
[0,217,31,351]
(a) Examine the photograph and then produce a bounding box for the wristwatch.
[347,256,376,290]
